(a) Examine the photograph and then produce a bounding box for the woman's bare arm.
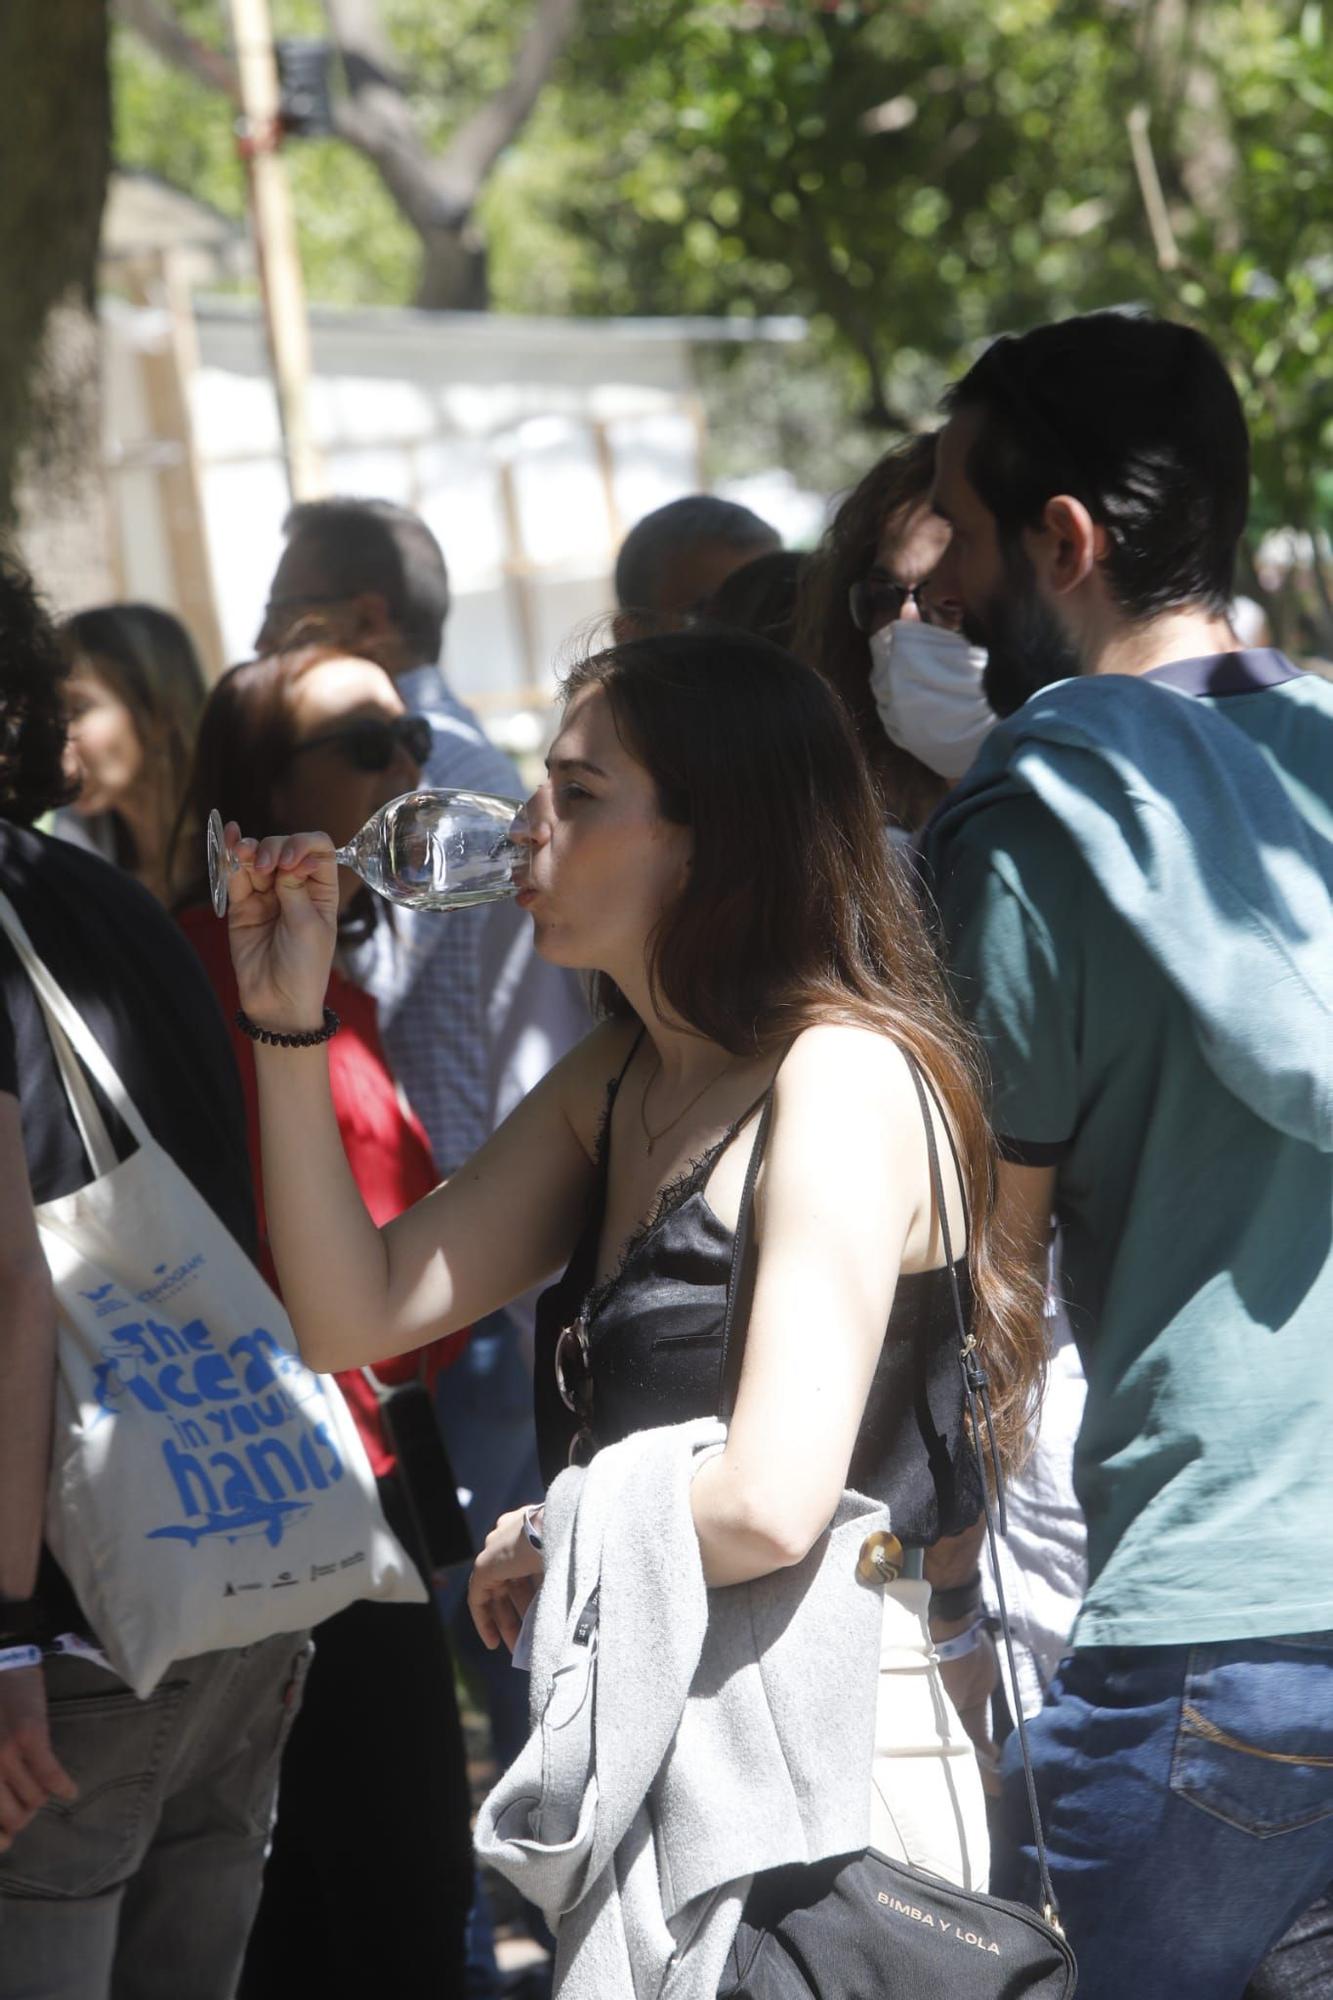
[258,1021,626,1372]
[224,824,622,1371]
[689,1024,944,1586]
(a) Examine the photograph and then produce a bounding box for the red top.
[179,905,467,1477]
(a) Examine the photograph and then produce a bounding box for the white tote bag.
[0,889,425,1697]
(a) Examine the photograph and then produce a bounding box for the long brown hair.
[563,630,1044,1467]
[793,434,947,833]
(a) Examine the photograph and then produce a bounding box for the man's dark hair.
[613,495,779,614]
[0,549,76,826]
[283,496,450,665]
[945,312,1250,619]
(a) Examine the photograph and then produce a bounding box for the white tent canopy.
[103,293,810,742]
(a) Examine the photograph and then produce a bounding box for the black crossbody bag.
[714,1059,1077,2000]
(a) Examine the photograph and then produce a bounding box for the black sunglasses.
[290,713,432,774]
[848,576,933,635]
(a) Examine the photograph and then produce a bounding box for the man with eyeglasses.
[921,312,1333,1999]
[257,498,588,1774]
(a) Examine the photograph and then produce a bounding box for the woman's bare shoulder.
[776,1019,918,1110]
[771,1022,968,1265]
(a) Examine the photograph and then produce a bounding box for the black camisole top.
[533,1038,982,1545]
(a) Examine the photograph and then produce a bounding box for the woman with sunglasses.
[214,628,1045,1967]
[171,645,475,2000]
[794,434,980,834]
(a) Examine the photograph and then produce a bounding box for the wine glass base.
[206,809,231,918]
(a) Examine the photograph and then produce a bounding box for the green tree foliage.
[115,1,1333,631]
[113,0,578,306]
[490,0,1333,634]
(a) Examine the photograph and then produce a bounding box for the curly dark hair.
[0,548,77,825]
[791,435,947,833]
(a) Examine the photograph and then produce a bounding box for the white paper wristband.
[0,1643,43,1674]
[932,1617,988,1663]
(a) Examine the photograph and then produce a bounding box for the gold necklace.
[638,1052,739,1157]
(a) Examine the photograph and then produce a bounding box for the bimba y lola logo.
[877,1891,1002,1957]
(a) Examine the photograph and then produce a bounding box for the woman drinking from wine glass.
[218,629,1044,1989]
[171,643,475,2000]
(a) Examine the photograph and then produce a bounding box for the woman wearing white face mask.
[795,435,996,830]
[867,618,995,786]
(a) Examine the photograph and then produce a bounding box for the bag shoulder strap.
[902,1050,1062,1929]
[0,885,151,1161]
[714,1040,1064,1928]
[39,1009,120,1182]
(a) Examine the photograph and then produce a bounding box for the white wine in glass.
[208,789,525,920]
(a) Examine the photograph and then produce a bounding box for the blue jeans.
[991,1633,1333,2000]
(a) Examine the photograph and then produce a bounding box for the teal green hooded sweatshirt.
[925,655,1333,1645]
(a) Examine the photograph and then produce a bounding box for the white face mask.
[868,618,995,782]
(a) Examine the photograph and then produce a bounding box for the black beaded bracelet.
[235,1006,340,1049]
[928,1571,984,1623]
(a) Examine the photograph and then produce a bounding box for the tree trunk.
[0,0,113,597]
[413,224,490,312]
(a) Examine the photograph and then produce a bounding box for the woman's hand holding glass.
[468,1505,545,1654]
[220,822,341,1032]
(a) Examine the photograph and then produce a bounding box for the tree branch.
[121,0,580,307]
[112,0,239,102]
[323,0,579,228]
[314,0,451,232]
[431,0,579,212]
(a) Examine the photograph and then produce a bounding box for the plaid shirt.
[345,665,588,1175]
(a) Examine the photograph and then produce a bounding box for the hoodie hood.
[925,672,1333,1152]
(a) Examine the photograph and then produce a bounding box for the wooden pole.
[1126,104,1181,273]
[226,0,324,499]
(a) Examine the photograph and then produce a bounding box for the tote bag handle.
[0,887,152,1172]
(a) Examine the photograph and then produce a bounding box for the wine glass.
[207,788,526,919]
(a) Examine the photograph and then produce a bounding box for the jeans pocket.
[1170,1642,1333,1838]
[0,1674,187,1899]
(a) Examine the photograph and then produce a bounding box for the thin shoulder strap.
[593,1024,648,1184]
[716,1088,775,1423]
[903,1050,1063,1933]
[913,1058,971,1238]
[612,1024,647,1094]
